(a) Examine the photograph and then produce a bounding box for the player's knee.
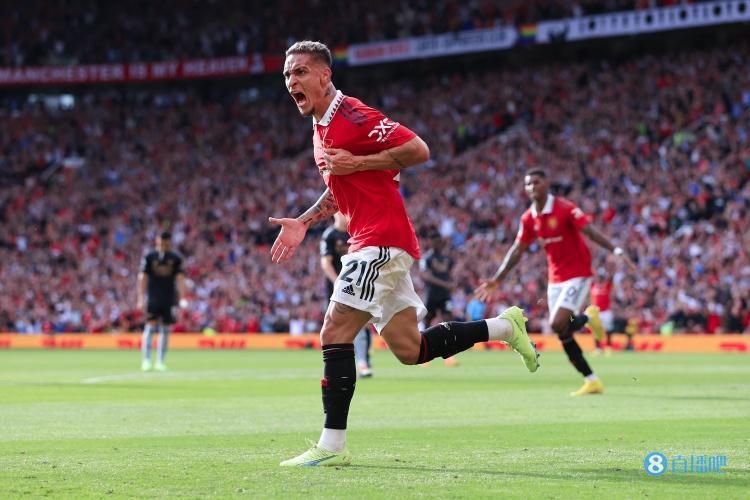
[550,318,569,337]
[383,332,420,365]
[320,318,340,345]
[554,323,574,342]
[320,307,359,345]
[320,325,348,346]
[392,346,419,365]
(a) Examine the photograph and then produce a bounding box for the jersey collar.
[531,194,555,217]
[313,90,344,127]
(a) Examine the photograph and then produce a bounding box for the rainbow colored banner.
[333,46,348,64]
[518,24,538,45]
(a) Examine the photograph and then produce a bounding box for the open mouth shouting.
[291,90,308,111]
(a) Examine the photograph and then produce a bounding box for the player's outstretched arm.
[475,240,528,301]
[322,136,429,175]
[581,225,637,271]
[297,188,339,227]
[268,189,338,264]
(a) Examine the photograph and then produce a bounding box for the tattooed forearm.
[297,188,339,227]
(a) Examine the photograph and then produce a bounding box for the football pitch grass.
[1,349,748,499]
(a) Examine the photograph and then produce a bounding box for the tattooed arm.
[268,189,339,264]
[297,188,339,228]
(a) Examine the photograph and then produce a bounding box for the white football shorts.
[330,246,427,333]
[547,276,593,317]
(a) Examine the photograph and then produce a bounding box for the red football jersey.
[312,91,420,259]
[590,281,612,312]
[516,195,593,283]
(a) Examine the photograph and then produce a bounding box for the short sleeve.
[141,254,151,274]
[568,203,592,230]
[516,214,537,245]
[173,255,184,275]
[419,256,429,272]
[320,232,335,257]
[319,238,328,257]
[355,104,416,153]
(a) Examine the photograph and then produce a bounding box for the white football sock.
[141,324,153,361]
[585,374,598,382]
[318,428,346,452]
[485,317,512,341]
[157,324,169,363]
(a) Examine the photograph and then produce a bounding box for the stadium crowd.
[0,0,707,67]
[1,41,749,335]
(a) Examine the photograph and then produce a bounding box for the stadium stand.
[0,0,708,66]
[0,3,747,335]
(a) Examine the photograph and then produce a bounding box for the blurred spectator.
[0,0,709,67]
[1,40,748,334]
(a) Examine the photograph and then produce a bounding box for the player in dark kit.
[136,232,187,372]
[420,233,458,366]
[270,41,539,467]
[476,169,635,396]
[321,212,373,377]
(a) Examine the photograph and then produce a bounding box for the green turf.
[0,349,748,499]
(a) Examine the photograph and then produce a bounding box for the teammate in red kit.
[588,271,614,355]
[476,169,635,396]
[269,41,540,467]
[587,271,635,353]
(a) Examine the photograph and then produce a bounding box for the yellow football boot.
[570,379,605,396]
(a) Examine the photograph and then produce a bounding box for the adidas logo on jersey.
[341,284,355,296]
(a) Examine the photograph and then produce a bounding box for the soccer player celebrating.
[321,212,373,378]
[136,231,187,371]
[270,41,539,467]
[476,169,635,396]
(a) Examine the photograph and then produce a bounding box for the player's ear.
[320,66,332,86]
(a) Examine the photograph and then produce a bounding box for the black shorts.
[147,302,175,324]
[426,294,451,315]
